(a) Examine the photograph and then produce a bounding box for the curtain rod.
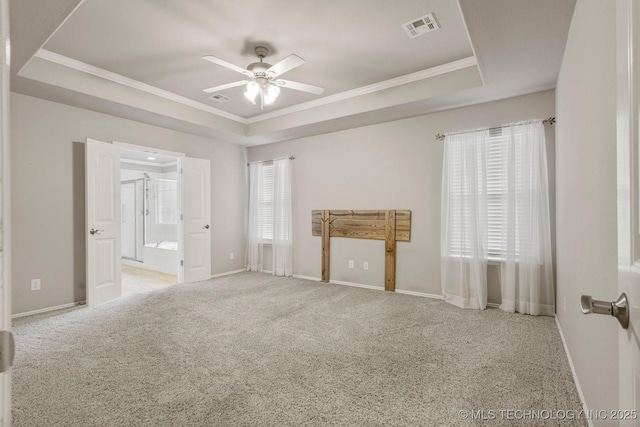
[247,156,295,166]
[435,117,556,140]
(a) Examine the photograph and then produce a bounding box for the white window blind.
[156,179,178,225]
[445,143,480,258]
[259,163,274,241]
[486,132,505,257]
[446,129,530,259]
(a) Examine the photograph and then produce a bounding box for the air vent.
[402,13,440,39]
[209,94,231,103]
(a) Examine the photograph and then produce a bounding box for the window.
[445,128,534,260]
[258,162,274,241]
[442,121,553,314]
[247,158,293,275]
[156,179,178,225]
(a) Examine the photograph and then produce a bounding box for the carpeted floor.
[12,272,586,426]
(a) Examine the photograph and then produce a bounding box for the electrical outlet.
[229,252,234,260]
[563,297,566,313]
[348,260,354,269]
[363,261,369,271]
[31,279,41,291]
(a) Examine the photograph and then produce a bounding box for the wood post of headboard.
[384,210,396,291]
[321,210,330,282]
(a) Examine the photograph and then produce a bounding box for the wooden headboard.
[311,210,412,291]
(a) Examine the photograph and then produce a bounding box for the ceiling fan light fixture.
[244,81,260,104]
[263,83,281,106]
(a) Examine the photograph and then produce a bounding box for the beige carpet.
[12,272,586,426]
[121,264,176,296]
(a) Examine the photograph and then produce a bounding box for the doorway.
[120,148,180,296]
[86,138,212,306]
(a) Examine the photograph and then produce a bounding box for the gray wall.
[248,90,555,301]
[11,93,247,314]
[555,0,619,415]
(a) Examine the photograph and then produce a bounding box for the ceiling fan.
[202,46,325,108]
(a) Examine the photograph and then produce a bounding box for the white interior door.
[617,0,640,422]
[182,157,211,283]
[86,138,121,305]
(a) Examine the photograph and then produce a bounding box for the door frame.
[113,141,186,284]
[0,0,11,422]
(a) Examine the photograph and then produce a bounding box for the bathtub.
[148,241,178,251]
[140,241,178,275]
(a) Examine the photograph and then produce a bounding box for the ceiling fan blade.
[202,80,250,93]
[266,54,305,77]
[202,55,252,76]
[274,79,325,95]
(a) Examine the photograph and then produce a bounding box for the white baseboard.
[12,301,84,319]
[329,279,384,291]
[211,269,246,279]
[292,274,321,282]
[395,289,444,300]
[555,316,592,427]
[486,302,501,309]
[292,275,446,298]
[293,274,378,289]
[293,274,384,291]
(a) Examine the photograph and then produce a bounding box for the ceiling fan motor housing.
[249,46,272,77]
[247,62,272,76]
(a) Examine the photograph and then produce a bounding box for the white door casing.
[0,0,10,423]
[86,138,122,305]
[182,157,211,283]
[618,0,640,422]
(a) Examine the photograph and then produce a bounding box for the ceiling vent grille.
[209,93,231,103]
[402,13,440,39]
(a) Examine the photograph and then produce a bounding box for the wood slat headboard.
[311,210,412,291]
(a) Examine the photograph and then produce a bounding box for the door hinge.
[180,213,183,220]
[0,331,15,373]
[180,260,184,266]
[180,168,183,175]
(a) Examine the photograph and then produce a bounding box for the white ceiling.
[9,0,576,146]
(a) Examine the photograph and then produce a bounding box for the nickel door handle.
[581,293,629,329]
[203,224,210,229]
[89,228,104,235]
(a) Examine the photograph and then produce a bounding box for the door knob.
[203,224,210,229]
[581,293,629,329]
[89,228,104,235]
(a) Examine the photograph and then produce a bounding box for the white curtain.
[272,158,293,276]
[441,130,490,310]
[498,122,554,315]
[441,121,554,315]
[246,163,263,272]
[246,159,293,276]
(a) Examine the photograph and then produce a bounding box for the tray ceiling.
[10,0,576,146]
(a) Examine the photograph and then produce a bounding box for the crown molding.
[32,49,248,123]
[29,49,478,129]
[245,56,478,123]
